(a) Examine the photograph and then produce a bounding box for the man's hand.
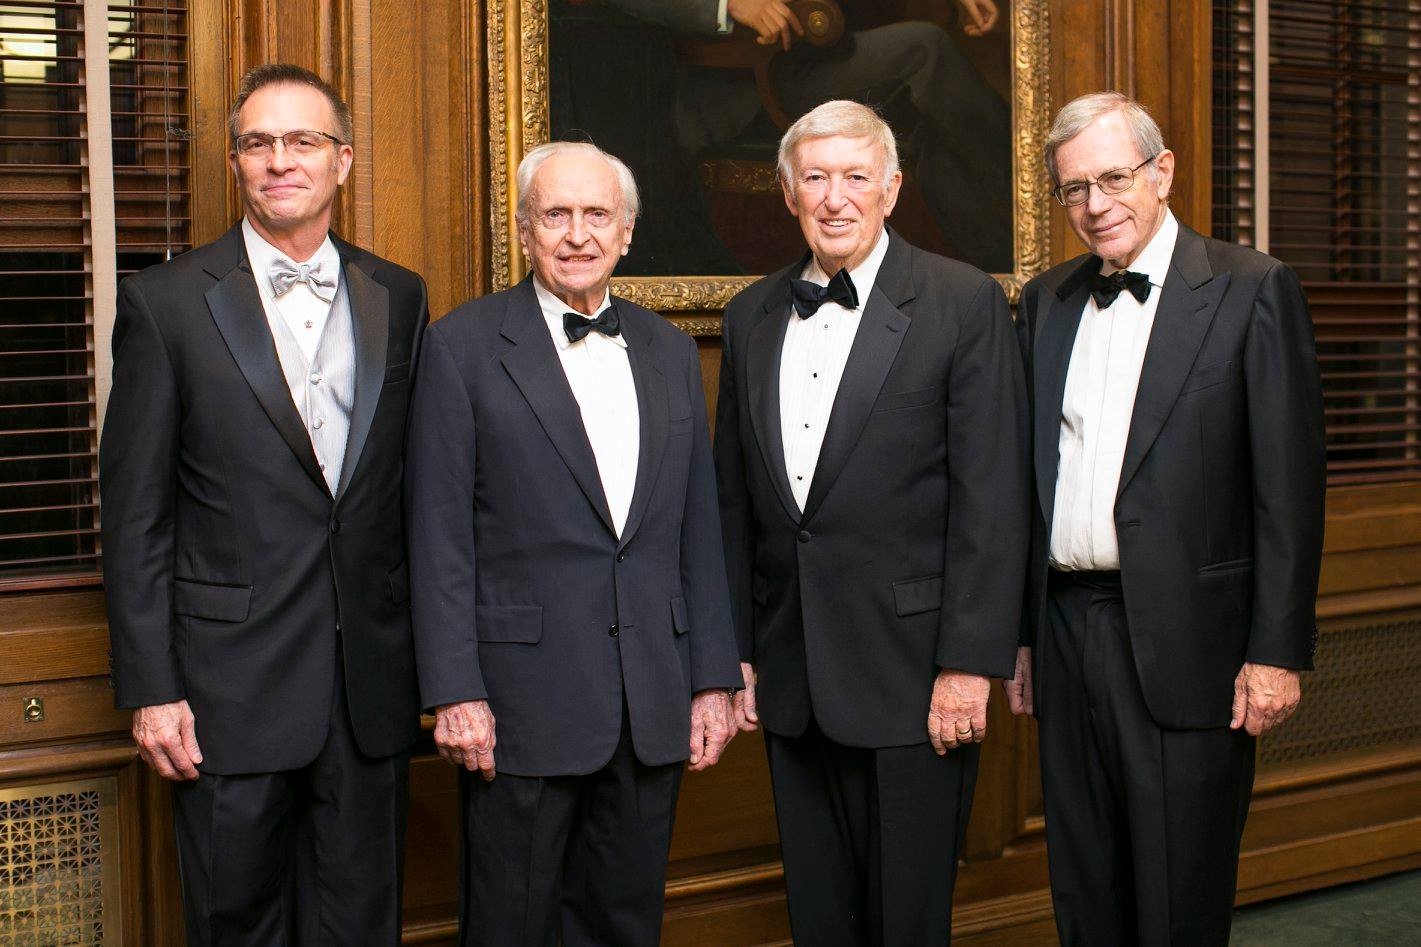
[1003,645,1034,716]
[927,669,990,754]
[688,689,735,771]
[1230,663,1301,736]
[728,0,803,51]
[957,0,999,36]
[132,700,202,781]
[733,661,759,731]
[434,700,497,781]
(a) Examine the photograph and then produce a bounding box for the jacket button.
[617,551,626,562]
[330,519,341,534]
[608,624,619,638]
[797,530,812,543]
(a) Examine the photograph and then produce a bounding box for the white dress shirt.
[242,218,353,494]
[779,229,890,511]
[243,218,340,365]
[535,278,641,538]
[1050,210,1179,570]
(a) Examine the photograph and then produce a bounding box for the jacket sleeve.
[1016,279,1042,650]
[600,0,725,34]
[406,323,489,709]
[100,277,184,709]
[935,275,1032,679]
[677,332,744,691]
[712,309,757,663]
[1243,262,1325,669]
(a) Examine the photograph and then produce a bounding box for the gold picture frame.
[487,0,1050,328]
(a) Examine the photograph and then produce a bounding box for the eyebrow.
[800,166,877,176]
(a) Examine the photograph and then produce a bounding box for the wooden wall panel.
[365,0,486,316]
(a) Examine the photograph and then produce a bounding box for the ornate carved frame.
[487,0,1050,331]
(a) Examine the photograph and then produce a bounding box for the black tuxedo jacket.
[101,223,429,774]
[406,279,741,777]
[1018,224,1326,729]
[714,229,1030,748]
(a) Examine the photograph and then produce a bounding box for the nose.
[268,139,297,173]
[565,213,589,245]
[1084,181,1113,216]
[824,177,849,210]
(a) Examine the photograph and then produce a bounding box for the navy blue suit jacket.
[407,279,741,776]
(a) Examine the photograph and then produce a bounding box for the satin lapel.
[334,254,389,499]
[1033,264,1095,523]
[799,253,912,524]
[746,275,801,524]
[498,282,617,537]
[1116,228,1230,498]
[203,235,329,497]
[617,314,667,551]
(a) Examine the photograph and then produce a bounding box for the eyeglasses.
[1052,156,1157,207]
[234,129,343,158]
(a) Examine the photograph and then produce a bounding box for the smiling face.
[228,83,352,248]
[1053,108,1174,269]
[518,151,634,315]
[783,134,902,275]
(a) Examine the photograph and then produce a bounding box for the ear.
[517,222,531,260]
[620,217,635,256]
[334,144,354,186]
[1152,148,1175,202]
[782,175,798,217]
[226,149,240,179]
[882,169,904,218]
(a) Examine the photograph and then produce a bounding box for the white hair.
[1044,91,1165,184]
[777,99,900,186]
[515,141,640,225]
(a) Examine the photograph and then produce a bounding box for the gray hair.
[228,63,353,145]
[777,99,900,186]
[1044,91,1165,184]
[515,141,640,226]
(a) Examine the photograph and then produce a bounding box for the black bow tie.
[1090,270,1152,309]
[790,267,859,318]
[563,305,621,343]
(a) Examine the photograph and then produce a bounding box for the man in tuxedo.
[407,141,742,946]
[1008,91,1326,944]
[714,99,1029,945]
[101,64,428,944]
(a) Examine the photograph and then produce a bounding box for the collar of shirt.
[533,277,627,351]
[800,227,891,308]
[241,217,341,295]
[1099,208,1178,290]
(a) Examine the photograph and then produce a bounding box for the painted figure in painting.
[550,0,1013,275]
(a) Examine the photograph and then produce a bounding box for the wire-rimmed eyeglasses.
[1052,155,1157,207]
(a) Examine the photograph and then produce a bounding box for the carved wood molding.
[0,743,137,782]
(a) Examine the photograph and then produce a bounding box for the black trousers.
[171,672,411,947]
[765,717,979,947]
[457,710,684,947]
[1038,570,1256,946]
